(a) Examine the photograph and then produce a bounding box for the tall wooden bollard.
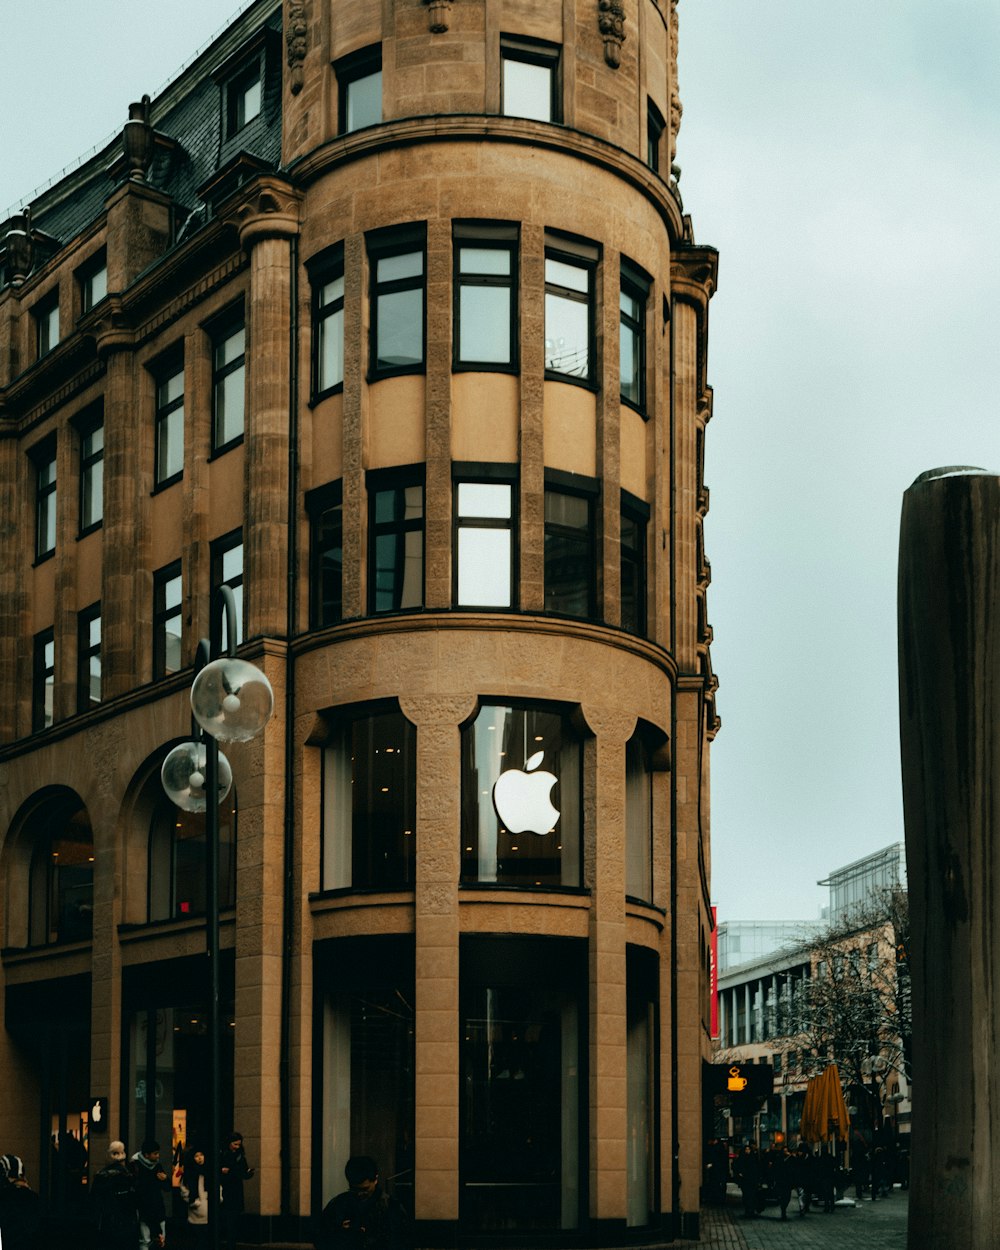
[898,467,1000,1247]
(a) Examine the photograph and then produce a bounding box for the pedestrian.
[703,1138,729,1205]
[772,1147,795,1221]
[732,1144,762,1220]
[793,1144,812,1217]
[0,1154,43,1250]
[131,1138,169,1249]
[815,1149,836,1213]
[180,1147,210,1246]
[91,1140,138,1250]
[315,1155,410,1250]
[219,1131,255,1250]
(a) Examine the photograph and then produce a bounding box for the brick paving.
[671,1186,908,1250]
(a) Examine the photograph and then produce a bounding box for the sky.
[4,2,999,921]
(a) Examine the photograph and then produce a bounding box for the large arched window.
[147,789,237,922]
[28,796,94,946]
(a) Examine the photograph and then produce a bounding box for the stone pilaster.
[581,704,635,1222]
[399,693,476,1223]
[598,252,621,626]
[0,431,26,740]
[341,233,367,620]
[424,219,452,610]
[519,225,546,612]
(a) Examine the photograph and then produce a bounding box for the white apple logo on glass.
[492,750,560,834]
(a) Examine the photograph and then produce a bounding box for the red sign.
[710,905,719,1038]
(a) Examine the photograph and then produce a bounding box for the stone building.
[0,0,718,1242]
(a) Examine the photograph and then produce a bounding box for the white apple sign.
[492,750,560,835]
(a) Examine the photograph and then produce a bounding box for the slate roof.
[5,0,281,271]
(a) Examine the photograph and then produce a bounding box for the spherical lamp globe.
[191,657,274,743]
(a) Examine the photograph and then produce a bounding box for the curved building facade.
[0,0,718,1243]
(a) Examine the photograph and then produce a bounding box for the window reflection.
[29,798,94,946]
[461,703,581,888]
[148,789,237,922]
[455,481,514,607]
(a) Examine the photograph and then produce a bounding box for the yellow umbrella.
[800,1064,851,1142]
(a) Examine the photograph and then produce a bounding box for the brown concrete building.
[0,0,718,1243]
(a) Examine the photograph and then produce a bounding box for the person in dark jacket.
[732,1145,763,1219]
[815,1149,837,1212]
[219,1131,255,1250]
[771,1146,795,1221]
[130,1139,169,1250]
[0,1154,43,1250]
[91,1141,138,1250]
[315,1156,410,1250]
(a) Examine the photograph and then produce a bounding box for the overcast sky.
[5,3,998,922]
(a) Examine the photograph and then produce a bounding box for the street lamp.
[160,586,273,1250]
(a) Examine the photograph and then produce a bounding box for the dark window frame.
[619,258,650,416]
[307,480,344,629]
[647,99,666,175]
[76,403,104,536]
[78,249,108,315]
[35,291,60,359]
[452,463,518,610]
[367,224,427,382]
[210,528,245,647]
[32,439,57,563]
[500,34,562,123]
[336,44,383,135]
[153,349,185,489]
[207,305,246,455]
[147,782,237,922]
[153,560,183,680]
[367,465,425,615]
[77,601,101,714]
[226,57,263,136]
[32,627,55,733]
[543,471,600,621]
[452,222,519,374]
[308,244,345,401]
[544,234,599,389]
[620,490,650,638]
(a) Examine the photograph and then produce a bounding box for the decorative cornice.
[598,0,626,68]
[670,245,719,309]
[220,177,303,250]
[286,0,307,94]
[424,0,452,33]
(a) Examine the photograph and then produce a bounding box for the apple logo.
[492,750,560,835]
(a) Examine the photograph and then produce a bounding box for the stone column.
[519,225,545,612]
[898,466,1000,1248]
[581,704,634,1225]
[399,694,476,1226]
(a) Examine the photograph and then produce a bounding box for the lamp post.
[161,586,273,1250]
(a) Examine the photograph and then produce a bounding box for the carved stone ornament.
[424,0,452,33]
[598,0,626,68]
[286,0,307,94]
[122,95,153,181]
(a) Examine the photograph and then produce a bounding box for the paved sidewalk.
[675,1187,907,1250]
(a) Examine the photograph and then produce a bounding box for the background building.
[0,0,717,1243]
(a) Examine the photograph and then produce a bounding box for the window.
[368,225,425,378]
[647,99,666,175]
[33,628,55,732]
[501,36,560,122]
[544,476,597,618]
[35,293,60,358]
[154,359,184,486]
[453,223,518,370]
[321,706,417,890]
[310,245,344,398]
[148,785,236,921]
[77,604,101,713]
[79,252,108,314]
[337,45,382,134]
[544,236,597,384]
[211,530,244,645]
[461,702,582,888]
[368,468,424,613]
[619,259,650,412]
[210,312,245,452]
[620,492,649,636]
[307,482,343,628]
[453,470,515,608]
[153,561,183,679]
[625,733,653,902]
[29,796,94,946]
[227,61,262,135]
[78,408,104,533]
[34,442,57,560]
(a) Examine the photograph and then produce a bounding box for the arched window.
[28,797,94,946]
[147,789,237,922]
